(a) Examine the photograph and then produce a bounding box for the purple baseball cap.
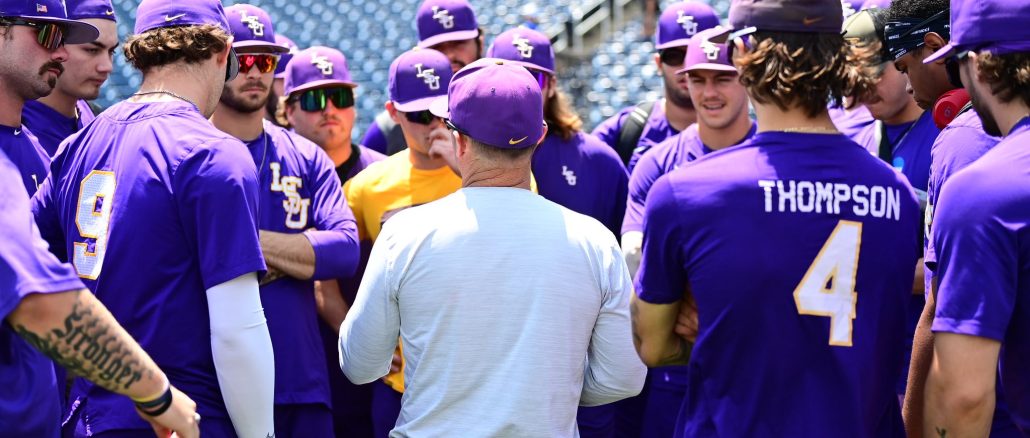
[0,0,99,44]
[225,4,288,53]
[486,27,555,74]
[66,0,117,22]
[656,1,720,50]
[416,0,479,49]
[283,46,358,97]
[861,0,891,10]
[429,58,545,149]
[677,27,737,74]
[924,0,1030,64]
[842,0,862,18]
[133,0,231,35]
[389,48,452,112]
[729,0,844,36]
[274,34,298,79]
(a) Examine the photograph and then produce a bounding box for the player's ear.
[653,53,663,77]
[923,33,947,64]
[385,101,400,123]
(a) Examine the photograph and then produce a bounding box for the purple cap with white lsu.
[655,1,720,50]
[283,46,357,97]
[0,0,99,43]
[924,0,1030,64]
[389,48,452,112]
[678,27,737,74]
[429,58,545,149]
[225,4,289,53]
[486,27,555,74]
[416,0,479,49]
[66,0,117,22]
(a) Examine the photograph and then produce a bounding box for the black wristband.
[135,386,173,417]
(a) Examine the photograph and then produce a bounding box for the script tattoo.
[936,427,948,438]
[13,295,151,393]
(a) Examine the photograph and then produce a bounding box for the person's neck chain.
[131,90,199,112]
[780,126,841,134]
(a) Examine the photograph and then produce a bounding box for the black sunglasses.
[403,110,438,125]
[659,47,687,66]
[291,87,354,112]
[0,18,64,50]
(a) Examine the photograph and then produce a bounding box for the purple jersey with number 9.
[30,101,267,434]
[636,132,920,437]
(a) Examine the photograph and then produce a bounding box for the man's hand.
[674,293,698,343]
[428,126,460,176]
[139,386,200,438]
[390,351,402,374]
[260,267,286,286]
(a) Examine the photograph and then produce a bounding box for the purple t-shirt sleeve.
[173,138,267,289]
[623,141,666,235]
[931,169,1015,342]
[304,145,360,280]
[0,154,83,320]
[635,175,688,304]
[361,120,388,155]
[591,109,629,149]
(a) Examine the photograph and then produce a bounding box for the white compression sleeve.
[206,272,276,438]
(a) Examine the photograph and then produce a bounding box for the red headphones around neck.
[932,88,971,129]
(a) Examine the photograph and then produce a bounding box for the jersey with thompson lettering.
[933,117,1030,431]
[532,131,628,235]
[31,100,266,434]
[246,121,359,407]
[637,132,920,437]
[623,123,755,235]
[22,99,96,157]
[0,125,49,195]
[0,149,84,438]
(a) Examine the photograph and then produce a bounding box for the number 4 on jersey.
[793,220,862,347]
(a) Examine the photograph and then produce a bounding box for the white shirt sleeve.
[339,229,401,385]
[206,272,275,438]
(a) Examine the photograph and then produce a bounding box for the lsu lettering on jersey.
[31,101,266,434]
[637,132,920,437]
[245,121,359,407]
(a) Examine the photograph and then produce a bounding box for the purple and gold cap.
[283,46,357,97]
[225,4,288,53]
[389,48,452,112]
[0,0,99,43]
[66,0,116,22]
[416,0,479,49]
[133,0,230,35]
[656,1,720,50]
[678,27,737,74]
[729,0,844,35]
[924,0,1030,64]
[429,58,545,149]
[274,34,298,78]
[486,27,555,74]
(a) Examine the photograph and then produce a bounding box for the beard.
[220,82,269,114]
[33,61,64,97]
[664,74,693,109]
[968,85,1002,137]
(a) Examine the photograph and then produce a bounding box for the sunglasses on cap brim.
[236,53,280,74]
[0,18,65,50]
[290,87,355,112]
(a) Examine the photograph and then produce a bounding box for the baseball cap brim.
[287,79,358,97]
[428,95,449,119]
[677,63,738,74]
[395,95,443,113]
[499,59,555,75]
[21,16,100,44]
[233,40,291,53]
[418,29,479,49]
[923,43,956,64]
[656,38,691,50]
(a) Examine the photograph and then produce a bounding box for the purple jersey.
[22,99,96,157]
[337,144,386,183]
[246,121,359,407]
[829,104,875,142]
[592,102,681,173]
[31,100,266,434]
[623,123,756,235]
[637,132,920,437]
[0,149,84,438]
[532,131,628,235]
[0,125,50,195]
[361,120,388,154]
[852,110,939,193]
[932,117,1030,432]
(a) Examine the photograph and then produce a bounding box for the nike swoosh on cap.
[803,16,824,25]
[508,136,528,145]
[165,13,186,21]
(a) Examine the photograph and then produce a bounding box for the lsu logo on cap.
[702,40,720,60]
[36,3,47,13]
[432,6,454,29]
[677,11,698,35]
[512,35,534,58]
[414,63,440,90]
[240,11,265,37]
[311,54,333,76]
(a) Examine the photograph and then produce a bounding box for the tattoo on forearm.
[13,295,153,393]
[936,427,947,438]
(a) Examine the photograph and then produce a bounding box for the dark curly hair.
[735,31,880,117]
[974,52,1030,107]
[124,25,230,73]
[886,0,947,21]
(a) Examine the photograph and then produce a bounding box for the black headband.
[884,10,950,61]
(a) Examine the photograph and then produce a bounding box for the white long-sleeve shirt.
[340,187,645,438]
